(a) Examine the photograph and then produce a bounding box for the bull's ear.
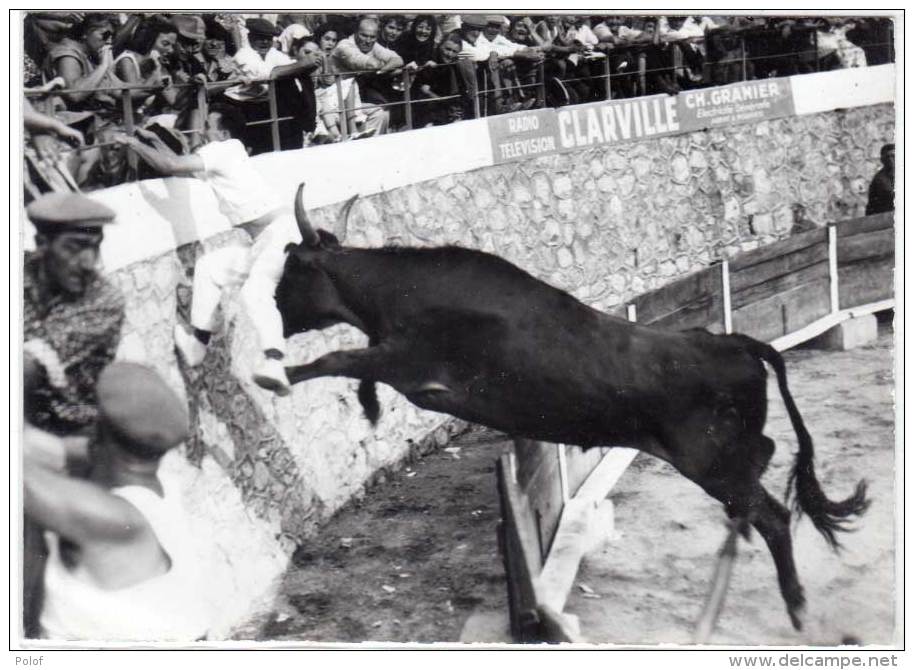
[294,182,321,248]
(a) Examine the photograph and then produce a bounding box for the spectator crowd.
[23,13,894,194]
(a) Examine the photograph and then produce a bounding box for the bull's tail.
[736,335,870,550]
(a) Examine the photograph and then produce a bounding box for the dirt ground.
[240,427,514,644]
[242,320,896,646]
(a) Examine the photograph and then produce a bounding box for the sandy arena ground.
[244,319,897,645]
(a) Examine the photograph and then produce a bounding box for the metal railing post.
[196,83,209,136]
[482,67,489,117]
[637,50,647,95]
[121,89,137,174]
[402,68,413,130]
[538,60,546,107]
[740,36,748,81]
[267,79,281,151]
[473,65,482,119]
[813,29,820,71]
[603,53,612,101]
[334,74,349,141]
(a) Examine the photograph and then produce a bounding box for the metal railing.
[23,30,894,186]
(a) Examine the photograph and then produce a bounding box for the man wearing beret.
[25,363,210,641]
[22,191,126,637]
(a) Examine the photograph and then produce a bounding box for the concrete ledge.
[812,313,878,350]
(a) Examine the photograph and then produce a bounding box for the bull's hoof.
[787,599,806,631]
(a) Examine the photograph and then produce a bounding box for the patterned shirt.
[23,253,125,435]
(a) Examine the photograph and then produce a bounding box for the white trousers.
[189,213,299,355]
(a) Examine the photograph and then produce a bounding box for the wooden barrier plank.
[634,267,718,324]
[514,439,555,491]
[838,261,895,309]
[648,291,723,331]
[730,261,829,310]
[728,228,827,272]
[526,452,564,560]
[837,228,895,264]
[729,242,829,293]
[564,446,604,499]
[835,211,895,237]
[496,455,544,642]
[730,279,831,341]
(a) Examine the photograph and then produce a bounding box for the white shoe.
[252,356,291,397]
[174,324,207,367]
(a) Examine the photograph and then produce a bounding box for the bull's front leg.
[285,347,391,385]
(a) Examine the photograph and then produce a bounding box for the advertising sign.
[487,76,796,165]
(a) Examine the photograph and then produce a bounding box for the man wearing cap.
[224,17,321,154]
[170,14,207,81]
[23,192,126,638]
[25,362,210,641]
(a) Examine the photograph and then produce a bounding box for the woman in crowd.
[395,14,436,70]
[113,15,179,112]
[46,13,125,117]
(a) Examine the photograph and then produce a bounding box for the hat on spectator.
[485,15,508,26]
[461,14,489,30]
[27,193,116,233]
[97,362,189,456]
[246,17,281,37]
[173,14,205,41]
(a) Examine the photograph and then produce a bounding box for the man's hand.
[23,339,66,389]
[31,134,61,164]
[55,123,84,148]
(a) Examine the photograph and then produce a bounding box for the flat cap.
[485,15,508,26]
[97,363,189,455]
[173,14,205,41]
[461,14,489,30]
[246,17,280,37]
[26,192,116,231]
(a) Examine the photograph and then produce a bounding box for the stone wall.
[102,102,892,636]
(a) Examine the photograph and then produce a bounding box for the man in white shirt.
[330,17,403,132]
[225,18,321,153]
[26,362,210,642]
[117,105,303,395]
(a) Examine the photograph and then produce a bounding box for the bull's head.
[275,183,360,337]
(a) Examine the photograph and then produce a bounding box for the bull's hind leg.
[285,347,395,385]
[697,435,805,631]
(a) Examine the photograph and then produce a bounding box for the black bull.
[275,185,868,630]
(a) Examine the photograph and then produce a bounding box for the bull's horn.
[294,182,321,248]
[335,193,360,242]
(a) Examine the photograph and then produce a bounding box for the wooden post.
[626,303,637,323]
[693,519,741,644]
[828,224,839,313]
[334,74,349,140]
[267,79,281,152]
[603,53,612,101]
[721,260,733,334]
[402,68,413,130]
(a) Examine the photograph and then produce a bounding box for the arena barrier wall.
[21,65,894,638]
[496,210,895,643]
